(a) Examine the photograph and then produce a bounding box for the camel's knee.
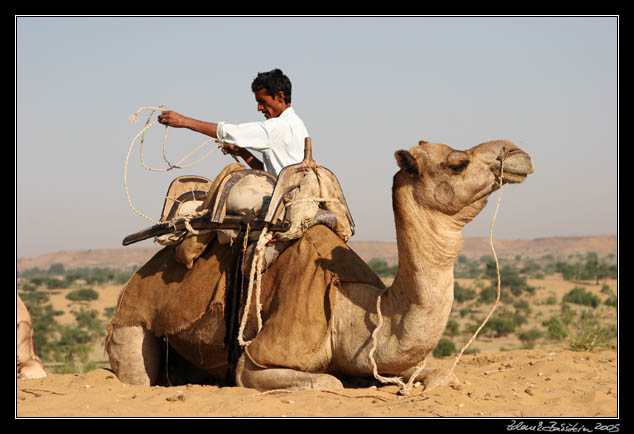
[18,359,47,379]
[235,354,343,391]
[107,325,161,386]
[16,320,47,379]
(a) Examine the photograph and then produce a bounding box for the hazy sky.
[16,16,619,259]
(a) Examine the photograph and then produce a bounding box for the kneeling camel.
[107,139,534,391]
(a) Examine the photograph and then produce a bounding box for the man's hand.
[157,111,219,139]
[221,143,241,156]
[157,110,190,128]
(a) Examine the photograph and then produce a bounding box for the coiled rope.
[237,226,273,346]
[124,106,219,225]
[369,157,506,396]
[237,195,347,347]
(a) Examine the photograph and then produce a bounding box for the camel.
[17,294,47,379]
[107,139,533,391]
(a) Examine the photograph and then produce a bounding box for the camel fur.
[107,139,533,391]
[17,294,47,379]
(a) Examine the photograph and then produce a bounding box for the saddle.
[123,137,356,271]
[116,138,361,378]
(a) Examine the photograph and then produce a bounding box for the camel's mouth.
[491,149,534,184]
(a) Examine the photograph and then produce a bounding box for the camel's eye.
[448,160,469,174]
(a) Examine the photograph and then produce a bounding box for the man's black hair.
[251,69,292,104]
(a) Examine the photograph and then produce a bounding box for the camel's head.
[394,139,534,226]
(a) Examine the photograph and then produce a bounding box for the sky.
[15,16,619,259]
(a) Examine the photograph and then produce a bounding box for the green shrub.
[454,282,476,302]
[433,338,456,358]
[562,287,600,308]
[444,319,460,337]
[484,317,516,337]
[65,288,99,302]
[604,295,617,307]
[518,328,544,349]
[478,286,498,304]
[367,258,397,277]
[567,310,616,351]
[543,316,568,341]
[543,306,616,351]
[20,282,37,292]
[48,263,65,275]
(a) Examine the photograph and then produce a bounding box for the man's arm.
[223,143,264,171]
[158,111,218,138]
[158,110,263,170]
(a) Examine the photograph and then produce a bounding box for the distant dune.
[16,235,617,273]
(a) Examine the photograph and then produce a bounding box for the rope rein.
[443,157,505,381]
[369,157,506,396]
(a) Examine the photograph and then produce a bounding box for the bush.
[48,263,65,275]
[433,338,456,358]
[484,317,516,337]
[485,262,534,296]
[567,310,616,351]
[478,286,498,304]
[65,288,99,302]
[556,254,617,281]
[20,290,50,305]
[444,319,460,337]
[454,282,476,302]
[604,295,617,307]
[543,316,568,341]
[542,305,616,351]
[367,258,397,277]
[518,328,544,349]
[562,287,600,308]
[45,278,70,289]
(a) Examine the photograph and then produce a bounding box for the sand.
[16,346,617,419]
[16,277,620,420]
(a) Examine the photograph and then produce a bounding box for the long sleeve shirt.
[215,107,309,176]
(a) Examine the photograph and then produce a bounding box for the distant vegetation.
[17,251,617,374]
[17,263,130,373]
[369,251,617,283]
[368,251,617,355]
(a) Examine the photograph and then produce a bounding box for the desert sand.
[16,239,619,421]
[17,346,617,419]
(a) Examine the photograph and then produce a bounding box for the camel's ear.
[395,150,421,176]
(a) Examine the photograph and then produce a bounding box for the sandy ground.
[16,279,620,420]
[16,346,617,419]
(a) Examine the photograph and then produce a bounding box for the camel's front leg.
[235,354,343,391]
[107,325,162,386]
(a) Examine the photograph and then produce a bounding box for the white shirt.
[216,107,309,176]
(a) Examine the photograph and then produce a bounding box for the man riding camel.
[158,68,309,177]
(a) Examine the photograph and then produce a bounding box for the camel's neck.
[378,181,464,364]
[390,182,464,304]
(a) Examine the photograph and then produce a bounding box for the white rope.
[442,157,505,382]
[368,158,506,396]
[368,292,426,395]
[237,227,272,346]
[124,105,219,225]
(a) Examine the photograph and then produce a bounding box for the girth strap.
[224,230,246,384]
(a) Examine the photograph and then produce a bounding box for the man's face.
[254,88,287,119]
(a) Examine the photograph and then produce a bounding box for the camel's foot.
[17,359,47,379]
[400,367,460,391]
[423,368,460,391]
[235,354,344,392]
[107,325,162,386]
